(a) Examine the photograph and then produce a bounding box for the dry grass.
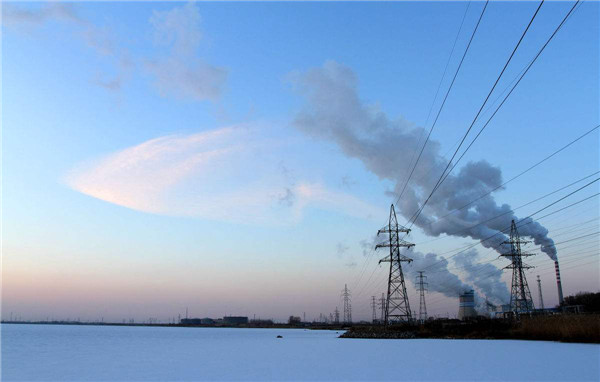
[514,314,600,343]
[341,314,600,343]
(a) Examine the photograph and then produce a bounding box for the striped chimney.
[554,260,564,305]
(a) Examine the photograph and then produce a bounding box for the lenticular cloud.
[65,125,383,224]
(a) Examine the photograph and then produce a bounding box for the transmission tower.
[379,293,385,323]
[370,296,377,323]
[501,220,535,317]
[416,271,428,324]
[341,284,352,324]
[537,275,544,310]
[376,204,414,325]
[334,307,340,324]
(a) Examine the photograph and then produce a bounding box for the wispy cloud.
[65,125,384,224]
[3,2,225,101]
[3,3,83,27]
[3,2,130,91]
[145,3,227,102]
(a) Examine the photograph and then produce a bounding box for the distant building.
[288,316,301,325]
[180,317,216,325]
[180,318,203,325]
[222,316,248,325]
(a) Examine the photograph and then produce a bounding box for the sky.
[2,1,599,323]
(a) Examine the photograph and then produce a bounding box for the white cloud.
[146,58,227,102]
[146,3,227,102]
[65,125,384,225]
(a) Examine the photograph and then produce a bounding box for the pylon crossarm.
[379,255,412,263]
[376,241,414,249]
[504,263,534,269]
[378,227,411,235]
[502,239,531,245]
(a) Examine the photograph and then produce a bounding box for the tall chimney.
[554,260,564,305]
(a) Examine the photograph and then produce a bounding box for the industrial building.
[180,316,248,326]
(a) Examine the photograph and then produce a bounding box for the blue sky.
[2,1,598,322]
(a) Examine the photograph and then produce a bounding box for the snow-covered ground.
[2,324,598,381]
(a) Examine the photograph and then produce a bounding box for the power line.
[364,222,598,302]
[424,124,599,228]
[431,0,583,204]
[420,179,599,271]
[357,2,477,294]
[394,0,488,206]
[539,231,600,250]
[400,2,473,204]
[417,171,599,246]
[405,0,547,230]
[406,1,584,232]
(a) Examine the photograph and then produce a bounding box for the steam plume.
[291,61,556,260]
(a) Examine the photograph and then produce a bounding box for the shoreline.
[0,321,349,331]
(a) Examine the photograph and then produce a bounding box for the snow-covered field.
[2,324,598,381]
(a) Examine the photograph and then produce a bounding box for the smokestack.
[554,261,564,305]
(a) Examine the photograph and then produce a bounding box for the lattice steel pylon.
[376,204,414,325]
[379,293,385,323]
[537,275,544,310]
[371,296,377,323]
[501,220,535,317]
[416,271,428,324]
[341,284,352,324]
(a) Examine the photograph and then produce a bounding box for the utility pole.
[416,271,428,324]
[341,284,352,324]
[334,307,340,324]
[370,296,377,323]
[502,220,535,318]
[376,204,414,325]
[537,275,544,310]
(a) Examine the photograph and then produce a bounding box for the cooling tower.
[458,290,477,320]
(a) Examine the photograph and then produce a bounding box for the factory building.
[458,290,477,320]
[180,318,203,325]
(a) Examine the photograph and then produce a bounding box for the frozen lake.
[2,324,598,381]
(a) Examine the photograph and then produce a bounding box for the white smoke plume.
[452,249,510,304]
[291,60,557,261]
[405,249,473,299]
